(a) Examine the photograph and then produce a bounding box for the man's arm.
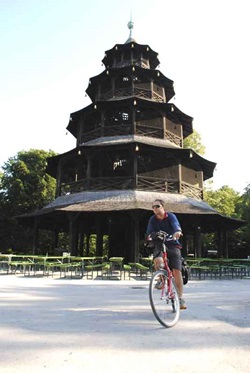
[146,216,155,235]
[168,213,182,240]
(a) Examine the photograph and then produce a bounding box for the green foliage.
[85,234,109,257]
[0,149,57,214]
[204,185,242,218]
[0,149,57,252]
[183,129,206,155]
[203,184,249,258]
[239,184,250,249]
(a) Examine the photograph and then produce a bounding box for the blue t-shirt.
[146,212,182,247]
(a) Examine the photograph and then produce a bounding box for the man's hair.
[154,199,165,208]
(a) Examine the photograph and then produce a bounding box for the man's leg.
[168,247,187,310]
[172,268,183,298]
[154,256,163,271]
[172,268,187,309]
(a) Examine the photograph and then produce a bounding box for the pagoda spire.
[125,17,135,43]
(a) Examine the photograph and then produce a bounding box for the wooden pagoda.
[20,22,244,259]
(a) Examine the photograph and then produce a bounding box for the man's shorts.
[153,244,182,271]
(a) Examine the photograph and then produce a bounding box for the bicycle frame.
[161,246,175,299]
[148,231,180,327]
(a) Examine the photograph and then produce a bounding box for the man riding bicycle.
[146,199,187,310]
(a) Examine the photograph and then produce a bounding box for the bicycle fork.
[160,276,175,302]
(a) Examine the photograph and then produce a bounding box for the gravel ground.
[0,274,249,373]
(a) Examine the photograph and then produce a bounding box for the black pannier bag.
[182,258,189,285]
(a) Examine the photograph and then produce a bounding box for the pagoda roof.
[17,190,245,232]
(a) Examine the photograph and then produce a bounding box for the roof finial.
[125,14,136,43]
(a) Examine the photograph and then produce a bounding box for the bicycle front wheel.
[149,269,180,328]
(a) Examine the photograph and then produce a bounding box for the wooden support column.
[101,111,105,137]
[53,230,59,250]
[217,230,228,258]
[223,231,229,258]
[111,77,115,97]
[86,151,91,189]
[132,107,136,134]
[96,216,103,256]
[32,217,39,255]
[128,211,143,262]
[194,225,202,258]
[79,232,85,256]
[181,232,188,258]
[178,164,182,194]
[133,143,138,189]
[86,232,90,256]
[77,116,84,147]
[130,217,140,262]
[150,80,154,99]
[68,212,80,256]
[163,116,166,139]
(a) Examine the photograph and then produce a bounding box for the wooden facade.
[19,24,245,260]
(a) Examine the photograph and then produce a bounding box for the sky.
[1,0,250,194]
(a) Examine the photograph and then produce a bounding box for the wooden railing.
[81,124,132,143]
[164,129,182,147]
[180,181,203,199]
[100,87,164,102]
[60,177,134,195]
[60,176,202,200]
[137,176,179,193]
[81,124,179,144]
[113,58,149,69]
[135,124,163,138]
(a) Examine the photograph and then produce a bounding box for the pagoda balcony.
[99,87,164,102]
[59,176,202,199]
[112,58,150,69]
[81,124,182,146]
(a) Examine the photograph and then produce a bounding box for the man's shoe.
[180,298,187,310]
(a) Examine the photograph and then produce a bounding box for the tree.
[1,149,57,214]
[238,184,250,257]
[204,185,242,218]
[203,185,246,258]
[0,149,57,252]
[183,129,206,155]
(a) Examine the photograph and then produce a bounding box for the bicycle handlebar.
[147,230,174,243]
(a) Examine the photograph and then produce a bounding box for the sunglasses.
[152,205,161,209]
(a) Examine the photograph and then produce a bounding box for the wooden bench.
[129,262,150,280]
[9,259,34,276]
[85,263,108,279]
[123,264,132,279]
[135,263,150,279]
[59,262,83,278]
[101,263,111,280]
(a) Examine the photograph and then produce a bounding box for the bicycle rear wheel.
[149,269,180,328]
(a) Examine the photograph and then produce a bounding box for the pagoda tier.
[102,41,160,70]
[67,98,193,146]
[47,136,216,200]
[86,66,175,103]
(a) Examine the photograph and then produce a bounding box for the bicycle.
[147,231,180,328]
